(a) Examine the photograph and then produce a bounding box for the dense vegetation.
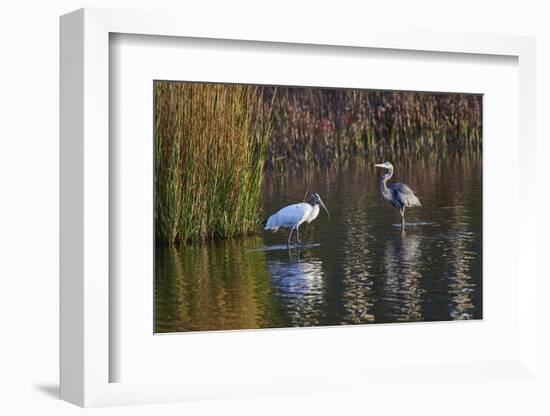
[155,82,482,243]
[263,87,482,169]
[155,82,274,243]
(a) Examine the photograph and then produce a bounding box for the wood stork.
[264,193,330,247]
[375,161,421,229]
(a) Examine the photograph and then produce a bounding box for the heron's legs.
[287,227,295,247]
[400,207,406,229]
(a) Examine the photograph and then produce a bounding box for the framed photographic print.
[60,8,539,408]
[152,81,483,333]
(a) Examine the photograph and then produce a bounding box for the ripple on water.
[155,156,482,332]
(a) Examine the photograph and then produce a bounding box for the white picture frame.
[60,8,538,407]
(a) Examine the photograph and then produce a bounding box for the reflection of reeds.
[154,237,283,332]
[262,88,482,168]
[155,82,274,243]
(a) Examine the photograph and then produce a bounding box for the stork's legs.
[400,207,406,229]
[287,227,294,247]
[287,225,304,248]
[296,225,302,245]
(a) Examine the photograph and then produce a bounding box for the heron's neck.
[380,175,388,194]
[380,170,393,199]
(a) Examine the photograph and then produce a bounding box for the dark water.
[155,155,482,332]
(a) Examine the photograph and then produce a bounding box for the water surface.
[155,155,482,332]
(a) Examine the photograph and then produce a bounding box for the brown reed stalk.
[262,87,482,169]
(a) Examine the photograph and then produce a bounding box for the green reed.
[155,82,274,244]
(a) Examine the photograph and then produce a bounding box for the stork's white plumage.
[265,203,318,231]
[264,193,329,247]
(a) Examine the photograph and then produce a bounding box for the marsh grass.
[155,82,274,244]
[262,88,482,169]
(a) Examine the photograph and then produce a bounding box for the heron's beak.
[318,197,330,218]
[374,163,385,168]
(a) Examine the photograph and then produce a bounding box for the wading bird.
[264,193,330,247]
[375,161,421,229]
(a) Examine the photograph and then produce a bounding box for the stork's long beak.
[318,196,330,218]
[374,163,385,168]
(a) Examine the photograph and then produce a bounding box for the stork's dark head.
[310,193,330,217]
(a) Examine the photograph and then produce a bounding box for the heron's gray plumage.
[375,161,421,229]
[389,183,421,209]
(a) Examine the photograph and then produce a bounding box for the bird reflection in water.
[379,230,425,322]
[266,248,325,327]
[155,156,482,332]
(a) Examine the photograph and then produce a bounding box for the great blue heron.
[374,161,421,229]
[264,192,330,247]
